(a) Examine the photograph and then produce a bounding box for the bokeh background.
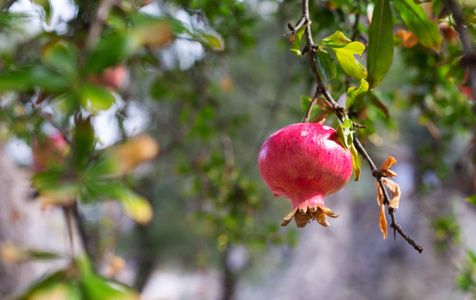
[1,0,476,299]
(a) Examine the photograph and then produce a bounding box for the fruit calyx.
[281,202,340,228]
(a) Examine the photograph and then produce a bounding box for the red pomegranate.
[258,123,353,227]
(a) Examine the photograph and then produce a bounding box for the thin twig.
[63,206,75,258]
[296,0,423,252]
[0,0,16,10]
[302,96,318,123]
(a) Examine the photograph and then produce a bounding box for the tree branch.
[296,0,423,253]
[443,0,476,108]
[85,0,116,50]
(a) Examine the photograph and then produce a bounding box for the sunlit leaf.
[107,134,159,176]
[79,84,115,111]
[132,18,174,47]
[466,195,476,206]
[346,78,369,109]
[367,0,394,88]
[393,0,442,52]
[12,270,81,300]
[118,189,153,225]
[350,144,361,181]
[322,35,367,79]
[77,255,140,300]
[382,178,401,209]
[315,49,336,85]
[321,31,352,46]
[336,118,354,149]
[192,31,225,51]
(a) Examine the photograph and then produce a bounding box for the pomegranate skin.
[258,123,353,227]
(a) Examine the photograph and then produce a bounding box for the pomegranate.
[258,123,353,227]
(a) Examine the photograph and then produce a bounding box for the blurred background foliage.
[0,0,476,299]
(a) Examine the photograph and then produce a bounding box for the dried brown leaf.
[377,181,387,239]
[382,178,401,210]
[395,29,419,48]
[281,207,298,227]
[379,202,387,239]
[382,169,397,178]
[377,181,384,206]
[311,111,328,124]
[379,156,396,172]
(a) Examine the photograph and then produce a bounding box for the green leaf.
[32,0,52,24]
[28,66,70,92]
[336,118,354,150]
[321,31,352,46]
[79,84,115,111]
[334,49,367,79]
[322,32,367,79]
[28,249,63,261]
[367,0,394,89]
[192,31,225,51]
[290,22,309,56]
[315,49,336,85]
[346,78,370,109]
[0,70,29,90]
[72,115,96,171]
[77,255,140,300]
[41,40,79,78]
[393,0,442,52]
[466,194,476,206]
[13,270,82,300]
[85,34,139,73]
[117,189,153,225]
[350,144,361,181]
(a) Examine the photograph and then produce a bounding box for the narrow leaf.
[315,49,336,85]
[367,0,394,89]
[350,144,361,181]
[393,0,442,52]
[377,182,387,239]
[466,195,476,206]
[379,201,388,239]
[346,78,370,109]
[368,92,390,118]
[290,22,309,56]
